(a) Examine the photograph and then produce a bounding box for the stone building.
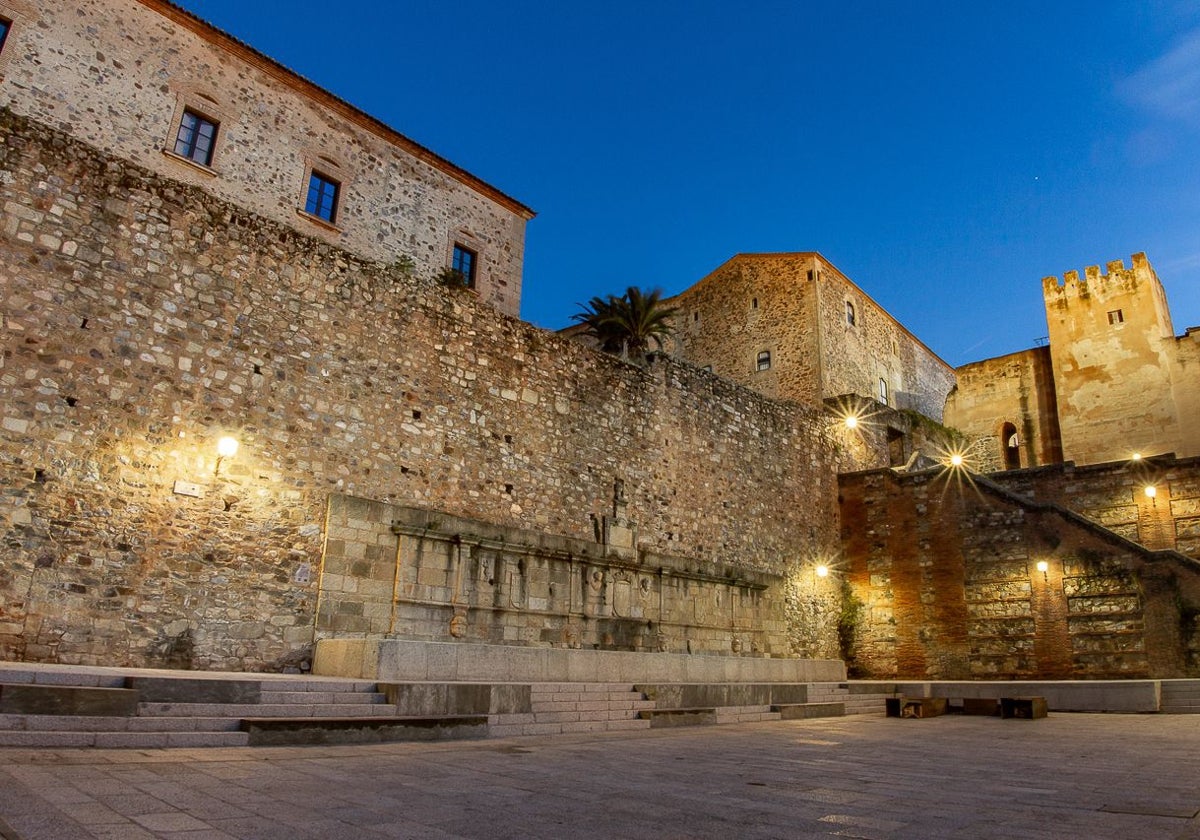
[650,253,959,468]
[0,0,877,671]
[666,254,956,423]
[0,0,533,316]
[945,253,1200,471]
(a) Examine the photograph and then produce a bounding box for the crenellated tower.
[1042,253,1182,464]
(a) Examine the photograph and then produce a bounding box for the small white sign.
[173,480,203,498]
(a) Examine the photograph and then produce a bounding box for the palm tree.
[572,287,678,359]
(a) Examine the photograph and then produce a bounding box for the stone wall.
[665,254,956,422]
[839,467,1200,679]
[1044,254,1194,464]
[0,109,852,669]
[987,456,1200,560]
[0,0,531,316]
[943,347,1062,472]
[318,498,795,657]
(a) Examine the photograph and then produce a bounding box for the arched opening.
[1001,422,1020,470]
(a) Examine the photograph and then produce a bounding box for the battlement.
[1042,252,1156,301]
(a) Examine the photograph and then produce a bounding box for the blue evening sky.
[175,0,1200,366]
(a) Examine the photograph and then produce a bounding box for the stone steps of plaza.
[1160,680,1200,713]
[488,683,655,737]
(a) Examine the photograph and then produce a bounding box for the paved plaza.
[0,713,1197,839]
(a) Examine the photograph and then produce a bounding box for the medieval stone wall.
[839,467,1200,679]
[943,346,1061,472]
[0,110,854,669]
[986,456,1200,560]
[0,0,530,316]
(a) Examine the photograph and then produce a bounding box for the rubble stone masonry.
[0,0,532,316]
[840,467,1200,679]
[0,110,857,669]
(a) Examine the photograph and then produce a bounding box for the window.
[879,378,888,405]
[0,17,11,54]
[751,297,758,310]
[305,171,340,223]
[1108,309,1124,325]
[451,244,477,288]
[173,109,218,167]
[756,350,771,371]
[846,301,856,326]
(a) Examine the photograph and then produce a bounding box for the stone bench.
[885,697,947,718]
[238,714,489,746]
[1000,697,1047,719]
[636,707,718,728]
[771,702,845,720]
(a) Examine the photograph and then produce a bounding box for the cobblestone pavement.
[0,713,1197,839]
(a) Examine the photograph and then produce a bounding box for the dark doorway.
[887,427,906,467]
[1001,422,1020,470]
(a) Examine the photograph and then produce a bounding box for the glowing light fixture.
[815,565,830,578]
[1036,559,1049,581]
[215,436,240,476]
[949,454,964,467]
[844,415,859,430]
[1144,485,1157,499]
[1131,452,1142,461]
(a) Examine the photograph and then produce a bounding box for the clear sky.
[174,0,1200,366]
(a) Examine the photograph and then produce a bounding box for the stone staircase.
[0,662,887,749]
[1160,680,1200,713]
[487,683,655,737]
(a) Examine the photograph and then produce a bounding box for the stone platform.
[312,639,847,683]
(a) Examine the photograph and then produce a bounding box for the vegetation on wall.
[837,577,865,672]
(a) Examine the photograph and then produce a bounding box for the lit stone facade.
[0,107,867,668]
[0,0,532,316]
[666,254,956,422]
[946,254,1200,470]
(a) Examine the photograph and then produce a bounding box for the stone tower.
[1042,253,1182,464]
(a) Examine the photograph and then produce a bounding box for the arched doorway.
[1001,422,1020,470]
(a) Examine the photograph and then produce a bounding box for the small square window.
[451,244,477,288]
[879,378,889,405]
[173,109,219,167]
[846,301,856,326]
[756,350,771,371]
[1108,309,1124,325]
[305,171,340,223]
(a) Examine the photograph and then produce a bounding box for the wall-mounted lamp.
[1144,485,1157,499]
[949,454,964,467]
[215,436,239,476]
[1131,452,1142,461]
[815,565,830,578]
[1036,559,1049,581]
[844,415,859,430]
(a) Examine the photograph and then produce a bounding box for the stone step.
[637,707,718,728]
[715,706,782,723]
[258,690,387,705]
[772,701,846,720]
[0,683,140,717]
[0,714,241,733]
[0,730,250,749]
[137,702,400,718]
[488,718,653,738]
[240,715,489,746]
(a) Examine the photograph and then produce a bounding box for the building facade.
[945,253,1200,470]
[0,0,533,316]
[666,253,956,423]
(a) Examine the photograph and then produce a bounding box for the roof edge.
[141,0,535,220]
